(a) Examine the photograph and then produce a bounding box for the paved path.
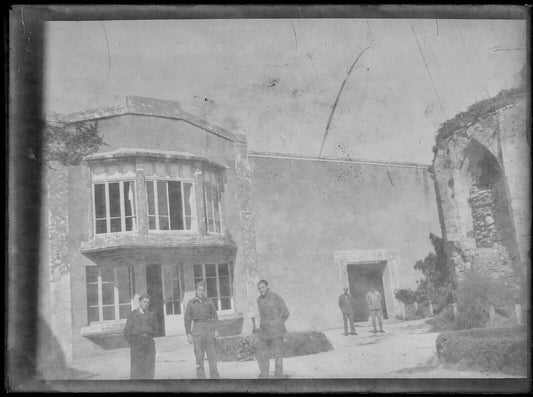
[67,318,521,380]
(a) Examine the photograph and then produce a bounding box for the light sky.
[44,19,525,164]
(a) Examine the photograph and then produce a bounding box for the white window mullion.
[215,264,221,310]
[180,181,186,230]
[92,184,96,237]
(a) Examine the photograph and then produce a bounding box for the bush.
[395,289,418,305]
[216,331,333,362]
[436,326,527,375]
[455,273,516,329]
[427,306,457,331]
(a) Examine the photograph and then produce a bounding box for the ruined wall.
[249,155,440,332]
[433,94,529,287]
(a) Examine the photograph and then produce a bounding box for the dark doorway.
[146,264,165,337]
[347,262,388,322]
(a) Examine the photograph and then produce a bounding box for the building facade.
[39,96,440,368]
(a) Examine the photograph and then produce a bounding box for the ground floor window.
[193,263,234,311]
[86,265,134,323]
[162,265,183,315]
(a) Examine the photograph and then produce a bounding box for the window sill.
[80,319,126,337]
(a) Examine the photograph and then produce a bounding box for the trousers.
[342,313,356,334]
[369,308,383,331]
[192,322,219,379]
[130,338,156,379]
[256,337,284,378]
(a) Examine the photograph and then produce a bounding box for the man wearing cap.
[184,281,220,379]
[253,279,290,378]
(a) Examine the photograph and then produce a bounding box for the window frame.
[145,177,197,233]
[92,179,138,236]
[193,263,234,313]
[86,265,135,324]
[163,264,184,317]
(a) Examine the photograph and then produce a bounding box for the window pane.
[218,263,229,276]
[219,276,231,297]
[108,182,121,218]
[101,282,114,305]
[100,267,113,281]
[168,181,184,230]
[148,215,156,230]
[157,181,168,215]
[215,221,221,233]
[174,302,181,315]
[158,216,169,230]
[110,218,122,233]
[94,184,106,219]
[87,283,99,307]
[124,182,135,217]
[125,217,133,231]
[194,265,203,278]
[116,266,129,281]
[118,281,131,304]
[119,304,131,319]
[205,264,216,277]
[102,306,115,321]
[86,266,98,283]
[206,277,217,298]
[147,181,156,216]
[213,299,219,310]
[88,306,99,323]
[166,301,174,315]
[221,298,232,310]
[183,183,192,217]
[96,219,107,234]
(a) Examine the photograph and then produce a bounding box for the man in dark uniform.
[184,281,220,379]
[338,288,357,336]
[253,279,290,378]
[123,294,159,379]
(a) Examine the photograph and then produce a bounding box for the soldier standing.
[338,288,357,335]
[366,286,385,334]
[123,294,159,379]
[253,280,290,378]
[184,281,220,379]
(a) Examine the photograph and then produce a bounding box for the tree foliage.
[43,120,106,166]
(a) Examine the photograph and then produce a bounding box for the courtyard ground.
[65,318,524,381]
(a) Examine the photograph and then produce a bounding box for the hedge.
[216,331,333,362]
[436,326,527,375]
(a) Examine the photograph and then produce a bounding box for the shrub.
[455,273,516,329]
[394,289,418,305]
[216,331,333,362]
[436,326,527,375]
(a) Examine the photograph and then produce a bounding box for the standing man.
[123,294,159,379]
[253,280,290,378]
[338,288,357,336]
[366,286,385,334]
[184,281,220,379]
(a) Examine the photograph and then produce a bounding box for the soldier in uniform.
[184,281,220,379]
[366,286,385,334]
[338,288,357,336]
[253,280,290,378]
[123,294,159,379]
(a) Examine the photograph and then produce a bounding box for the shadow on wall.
[36,315,96,380]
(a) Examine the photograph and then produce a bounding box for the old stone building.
[39,96,440,369]
[432,87,530,288]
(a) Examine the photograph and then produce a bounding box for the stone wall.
[433,91,529,290]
